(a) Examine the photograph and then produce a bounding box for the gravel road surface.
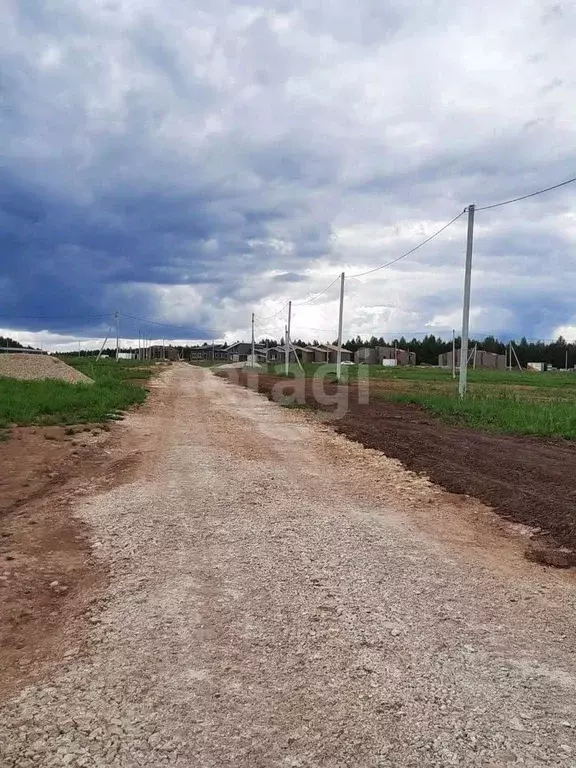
[2,363,576,767]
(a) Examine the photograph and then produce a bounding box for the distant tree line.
[341,334,576,368]
[0,336,29,349]
[57,334,576,369]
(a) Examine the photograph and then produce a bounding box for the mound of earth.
[0,354,93,384]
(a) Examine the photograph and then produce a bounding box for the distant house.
[355,346,416,366]
[321,344,352,364]
[304,345,330,364]
[189,344,228,362]
[149,345,179,361]
[225,341,265,362]
[262,346,285,364]
[293,346,316,364]
[438,349,506,370]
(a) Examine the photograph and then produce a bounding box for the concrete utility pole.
[115,311,120,362]
[251,313,255,367]
[458,205,475,398]
[96,326,111,362]
[452,329,456,379]
[285,301,292,376]
[336,272,345,381]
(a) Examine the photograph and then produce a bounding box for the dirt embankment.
[218,369,576,561]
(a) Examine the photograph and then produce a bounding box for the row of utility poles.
[251,272,347,380]
[250,203,475,395]
[109,311,166,361]
[252,194,569,396]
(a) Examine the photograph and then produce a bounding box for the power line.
[476,175,576,212]
[292,274,341,306]
[254,302,290,322]
[120,313,223,335]
[349,210,466,279]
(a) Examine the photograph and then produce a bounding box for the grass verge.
[382,390,576,439]
[234,364,576,440]
[0,358,155,428]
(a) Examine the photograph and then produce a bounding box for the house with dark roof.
[355,346,416,366]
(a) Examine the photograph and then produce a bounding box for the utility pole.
[336,272,345,381]
[96,325,111,362]
[452,329,456,379]
[138,332,141,361]
[458,205,475,398]
[115,311,120,362]
[566,349,568,371]
[285,301,292,376]
[251,313,255,367]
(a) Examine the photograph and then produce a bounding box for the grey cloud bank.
[1,0,575,347]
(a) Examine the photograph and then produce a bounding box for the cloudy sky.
[2,0,575,350]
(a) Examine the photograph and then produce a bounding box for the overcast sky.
[2,0,575,350]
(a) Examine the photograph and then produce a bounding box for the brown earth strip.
[218,369,576,559]
[0,424,138,699]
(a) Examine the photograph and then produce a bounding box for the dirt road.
[2,363,576,767]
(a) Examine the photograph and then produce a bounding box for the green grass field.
[0,357,156,428]
[270,361,576,387]
[262,362,576,439]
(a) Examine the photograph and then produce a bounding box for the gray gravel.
[2,363,576,767]
[0,354,92,383]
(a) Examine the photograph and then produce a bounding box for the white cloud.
[1,0,576,345]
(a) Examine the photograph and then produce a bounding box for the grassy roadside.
[268,362,576,388]
[385,390,576,439]
[0,358,157,428]
[255,363,576,439]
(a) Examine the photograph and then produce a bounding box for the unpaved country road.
[2,364,576,767]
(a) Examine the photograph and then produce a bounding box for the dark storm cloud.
[1,0,576,345]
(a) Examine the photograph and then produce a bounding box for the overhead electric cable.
[292,274,341,306]
[476,175,576,211]
[254,301,291,322]
[120,313,223,334]
[349,210,466,279]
